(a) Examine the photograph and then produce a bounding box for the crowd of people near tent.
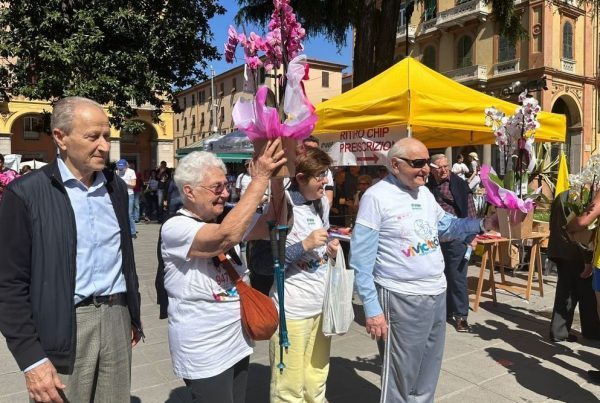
[0,97,598,403]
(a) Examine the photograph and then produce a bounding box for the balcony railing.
[561,58,576,73]
[443,64,488,84]
[421,18,438,34]
[436,0,491,29]
[493,59,520,77]
[396,24,417,40]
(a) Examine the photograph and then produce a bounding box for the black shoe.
[588,370,600,384]
[131,234,137,239]
[550,333,578,343]
[455,318,470,333]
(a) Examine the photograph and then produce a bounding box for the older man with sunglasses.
[350,138,497,403]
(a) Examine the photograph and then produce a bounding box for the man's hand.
[326,238,340,259]
[25,360,65,403]
[131,325,143,347]
[366,313,388,341]
[581,263,594,279]
[251,138,287,180]
[483,214,499,232]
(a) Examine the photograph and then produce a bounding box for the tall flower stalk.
[482,91,542,212]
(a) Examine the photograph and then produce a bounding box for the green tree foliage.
[0,0,225,128]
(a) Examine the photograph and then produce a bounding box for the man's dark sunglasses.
[398,157,430,169]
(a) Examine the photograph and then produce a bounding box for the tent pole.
[407,125,412,138]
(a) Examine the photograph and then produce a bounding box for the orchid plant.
[482,91,542,213]
[0,169,19,201]
[565,154,600,215]
[224,0,316,142]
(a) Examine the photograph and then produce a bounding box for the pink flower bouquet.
[225,0,317,176]
[0,169,20,201]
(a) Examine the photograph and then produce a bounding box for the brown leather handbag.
[217,253,279,341]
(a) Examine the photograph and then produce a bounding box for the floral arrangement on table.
[223,0,319,373]
[482,91,542,214]
[224,0,317,159]
[0,169,19,201]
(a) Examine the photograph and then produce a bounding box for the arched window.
[457,36,473,68]
[422,46,436,70]
[563,22,573,59]
[498,35,516,62]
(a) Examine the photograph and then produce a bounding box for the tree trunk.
[374,0,401,75]
[353,0,377,86]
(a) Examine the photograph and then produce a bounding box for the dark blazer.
[426,173,472,218]
[0,160,142,371]
[548,191,591,263]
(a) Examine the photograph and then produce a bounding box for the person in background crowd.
[372,166,388,185]
[269,147,339,403]
[117,159,137,239]
[467,152,481,190]
[330,169,347,227]
[351,174,373,215]
[343,166,361,204]
[159,141,285,403]
[426,154,477,332]
[351,138,497,403]
[451,154,469,181]
[20,165,32,175]
[156,161,172,222]
[130,162,143,223]
[166,171,183,218]
[300,136,334,206]
[0,96,142,402]
[142,170,159,221]
[235,161,252,200]
[548,190,600,344]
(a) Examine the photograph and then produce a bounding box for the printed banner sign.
[317,126,407,166]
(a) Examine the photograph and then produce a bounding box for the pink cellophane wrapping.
[232,54,318,141]
[480,164,536,213]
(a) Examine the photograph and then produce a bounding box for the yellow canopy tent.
[314,57,566,165]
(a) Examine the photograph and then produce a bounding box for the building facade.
[173,58,346,157]
[0,96,175,175]
[395,0,598,172]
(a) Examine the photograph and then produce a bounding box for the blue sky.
[205,0,353,76]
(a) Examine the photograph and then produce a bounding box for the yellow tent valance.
[314,57,566,151]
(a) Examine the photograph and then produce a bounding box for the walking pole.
[268,221,286,373]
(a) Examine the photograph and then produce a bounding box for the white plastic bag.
[322,246,355,336]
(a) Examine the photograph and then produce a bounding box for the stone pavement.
[1,222,600,402]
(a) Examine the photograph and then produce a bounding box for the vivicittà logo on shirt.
[401,219,440,257]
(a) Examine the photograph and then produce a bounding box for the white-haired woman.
[159,140,285,403]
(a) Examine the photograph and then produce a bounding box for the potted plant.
[563,155,600,248]
[224,0,317,177]
[482,91,542,238]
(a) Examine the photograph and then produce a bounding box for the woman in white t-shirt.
[159,141,285,403]
[451,154,469,180]
[269,148,340,403]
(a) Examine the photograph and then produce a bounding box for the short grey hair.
[174,151,227,194]
[430,154,447,165]
[51,96,105,134]
[387,142,407,160]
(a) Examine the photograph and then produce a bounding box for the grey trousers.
[378,287,446,403]
[58,303,132,403]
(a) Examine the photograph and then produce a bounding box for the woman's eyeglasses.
[398,157,430,169]
[199,181,229,195]
[313,171,328,180]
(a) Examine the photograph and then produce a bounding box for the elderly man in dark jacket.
[0,97,142,403]
[426,154,477,332]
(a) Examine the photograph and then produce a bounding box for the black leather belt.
[75,293,126,308]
